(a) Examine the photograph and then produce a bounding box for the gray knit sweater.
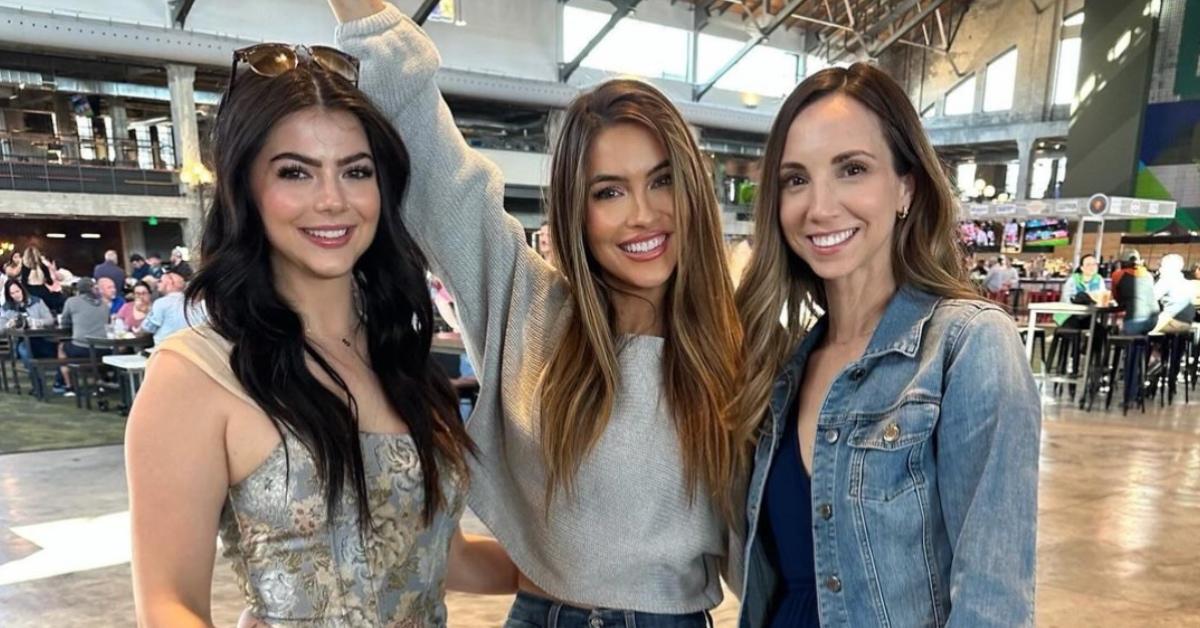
[337,5,729,614]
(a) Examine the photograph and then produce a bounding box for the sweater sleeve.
[335,4,565,373]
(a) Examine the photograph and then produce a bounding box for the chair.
[1019,328,1047,373]
[1047,328,1084,399]
[0,336,14,393]
[1100,335,1150,415]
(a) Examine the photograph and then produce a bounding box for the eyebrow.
[589,159,671,185]
[269,152,374,167]
[832,150,874,163]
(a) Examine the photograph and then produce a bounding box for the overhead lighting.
[80,233,101,239]
[46,233,66,239]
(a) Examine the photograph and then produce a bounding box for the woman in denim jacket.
[731,63,1040,627]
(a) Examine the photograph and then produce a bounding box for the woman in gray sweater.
[330,2,746,625]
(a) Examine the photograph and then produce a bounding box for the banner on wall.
[1176,0,1200,98]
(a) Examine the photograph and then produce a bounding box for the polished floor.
[0,391,1198,626]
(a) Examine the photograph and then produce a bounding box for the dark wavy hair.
[187,57,474,527]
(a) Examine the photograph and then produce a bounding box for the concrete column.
[109,97,130,164]
[1015,137,1034,200]
[120,221,146,266]
[166,64,202,170]
[166,63,205,252]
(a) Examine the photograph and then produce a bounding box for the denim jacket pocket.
[846,400,939,502]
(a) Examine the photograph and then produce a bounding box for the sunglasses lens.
[311,47,360,84]
[242,45,297,77]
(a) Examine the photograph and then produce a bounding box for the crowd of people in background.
[1,243,203,398]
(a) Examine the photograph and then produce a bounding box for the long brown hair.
[541,79,744,520]
[733,63,979,441]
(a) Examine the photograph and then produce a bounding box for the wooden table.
[1,326,70,395]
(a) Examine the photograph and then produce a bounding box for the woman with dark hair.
[125,43,515,626]
[2,279,56,397]
[733,64,1040,626]
[115,280,154,333]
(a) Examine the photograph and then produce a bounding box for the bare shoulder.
[126,349,231,460]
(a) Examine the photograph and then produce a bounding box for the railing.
[0,132,181,197]
[0,132,177,172]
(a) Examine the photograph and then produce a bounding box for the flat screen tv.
[1023,218,1071,249]
[957,220,1001,252]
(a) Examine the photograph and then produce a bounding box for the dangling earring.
[898,205,910,220]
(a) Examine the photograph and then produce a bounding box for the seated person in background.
[130,254,151,281]
[1152,253,1195,334]
[140,271,199,345]
[1055,254,1108,328]
[166,246,193,281]
[1114,251,1160,335]
[96,276,126,316]
[58,277,113,395]
[2,279,57,397]
[116,281,154,333]
[1190,264,1200,312]
[983,256,1020,294]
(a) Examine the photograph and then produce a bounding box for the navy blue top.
[763,398,821,627]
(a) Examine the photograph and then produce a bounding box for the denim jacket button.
[818,503,833,520]
[825,575,843,592]
[825,429,840,444]
[883,422,901,443]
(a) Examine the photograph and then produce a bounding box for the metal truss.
[559,0,644,82]
[168,0,196,27]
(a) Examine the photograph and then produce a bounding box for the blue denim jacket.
[738,287,1040,627]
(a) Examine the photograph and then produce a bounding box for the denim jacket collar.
[860,285,942,360]
[766,286,941,430]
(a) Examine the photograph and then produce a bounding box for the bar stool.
[1019,328,1047,372]
[1101,335,1150,414]
[1149,332,1193,405]
[1048,328,1084,398]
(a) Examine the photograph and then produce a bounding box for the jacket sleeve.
[334,3,563,373]
[938,307,1040,627]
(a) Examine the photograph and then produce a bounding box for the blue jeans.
[16,338,57,397]
[505,592,712,628]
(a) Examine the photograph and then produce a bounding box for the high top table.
[1023,303,1097,408]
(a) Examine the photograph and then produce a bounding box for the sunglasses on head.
[227,43,360,97]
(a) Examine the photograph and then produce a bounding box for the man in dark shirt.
[130,254,152,281]
[93,250,126,288]
[1114,251,1159,335]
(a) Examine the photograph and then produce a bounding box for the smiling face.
[249,106,380,285]
[584,122,678,304]
[777,94,913,287]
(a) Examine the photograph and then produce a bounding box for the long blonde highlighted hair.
[541,79,745,520]
[732,63,981,441]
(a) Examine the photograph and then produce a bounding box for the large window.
[944,76,977,115]
[983,49,1018,112]
[697,34,800,97]
[562,6,689,81]
[1054,12,1084,106]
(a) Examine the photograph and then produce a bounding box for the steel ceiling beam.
[559,0,642,82]
[413,0,440,25]
[169,0,197,27]
[869,0,950,57]
[694,0,807,100]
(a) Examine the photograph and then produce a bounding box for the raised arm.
[125,351,231,627]
[330,1,564,368]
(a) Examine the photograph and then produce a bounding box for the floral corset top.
[218,430,464,627]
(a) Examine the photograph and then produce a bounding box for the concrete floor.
[1,393,1198,626]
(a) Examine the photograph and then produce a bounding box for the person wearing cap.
[167,246,193,281]
[57,276,113,395]
[1114,250,1160,335]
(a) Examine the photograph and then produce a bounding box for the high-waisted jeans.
[504,592,713,628]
